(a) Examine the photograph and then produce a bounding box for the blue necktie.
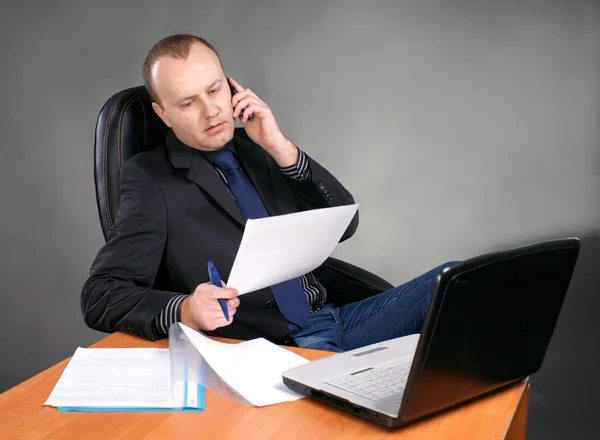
[213,149,309,327]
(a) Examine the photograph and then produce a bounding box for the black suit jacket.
[82,128,375,344]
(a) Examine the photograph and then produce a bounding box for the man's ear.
[152,102,172,128]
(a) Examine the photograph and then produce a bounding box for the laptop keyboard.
[325,361,412,401]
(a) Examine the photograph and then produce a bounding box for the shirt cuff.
[153,294,187,337]
[279,148,311,181]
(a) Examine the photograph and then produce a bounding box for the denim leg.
[339,261,459,351]
[288,305,344,352]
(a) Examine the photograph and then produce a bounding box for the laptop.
[282,237,580,428]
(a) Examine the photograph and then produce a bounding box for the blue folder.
[57,382,204,412]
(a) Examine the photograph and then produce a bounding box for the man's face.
[151,43,235,151]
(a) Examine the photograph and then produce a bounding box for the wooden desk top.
[0,332,529,440]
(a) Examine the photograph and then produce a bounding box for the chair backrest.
[93,86,167,241]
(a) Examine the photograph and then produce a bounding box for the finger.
[211,303,238,319]
[212,309,231,320]
[241,103,268,124]
[231,88,252,108]
[190,298,221,316]
[203,300,227,312]
[208,286,239,299]
[195,282,238,299]
[228,76,245,94]
[213,315,234,328]
[232,89,263,111]
[227,297,240,309]
[233,95,261,118]
[195,282,229,297]
[193,282,211,295]
[241,104,254,123]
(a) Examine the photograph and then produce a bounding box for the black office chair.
[93,86,394,305]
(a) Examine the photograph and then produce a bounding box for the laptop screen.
[399,242,579,423]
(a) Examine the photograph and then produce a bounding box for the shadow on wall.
[527,231,600,440]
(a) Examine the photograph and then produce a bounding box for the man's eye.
[181,101,192,108]
[209,88,219,94]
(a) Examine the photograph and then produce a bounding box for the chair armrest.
[315,257,394,306]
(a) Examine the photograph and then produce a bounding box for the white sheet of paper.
[179,324,309,406]
[44,348,185,409]
[226,204,359,294]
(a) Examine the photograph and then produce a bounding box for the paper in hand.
[226,204,358,294]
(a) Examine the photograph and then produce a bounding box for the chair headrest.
[94,86,167,240]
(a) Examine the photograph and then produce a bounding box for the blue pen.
[207,262,229,321]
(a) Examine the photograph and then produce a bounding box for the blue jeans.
[289,261,459,352]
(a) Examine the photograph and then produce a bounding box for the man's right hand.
[180,283,240,331]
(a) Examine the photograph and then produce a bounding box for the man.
[81,34,455,352]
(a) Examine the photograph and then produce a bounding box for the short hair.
[143,34,222,104]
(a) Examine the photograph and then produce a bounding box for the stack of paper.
[44,348,203,412]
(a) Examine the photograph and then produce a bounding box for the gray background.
[1,0,598,438]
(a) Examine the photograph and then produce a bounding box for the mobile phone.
[229,82,251,120]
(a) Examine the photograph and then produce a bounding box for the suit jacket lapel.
[166,131,246,226]
[187,153,246,226]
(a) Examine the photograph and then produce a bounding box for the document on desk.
[227,204,359,294]
[176,323,309,407]
[44,348,203,412]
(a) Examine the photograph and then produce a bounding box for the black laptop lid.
[398,237,580,424]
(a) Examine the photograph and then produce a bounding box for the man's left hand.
[229,77,297,165]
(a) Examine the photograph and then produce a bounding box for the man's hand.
[229,76,298,168]
[180,282,240,331]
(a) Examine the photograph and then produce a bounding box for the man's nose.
[201,99,219,119]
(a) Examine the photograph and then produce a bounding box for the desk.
[0,332,529,439]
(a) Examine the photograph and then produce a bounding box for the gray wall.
[1,1,598,438]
